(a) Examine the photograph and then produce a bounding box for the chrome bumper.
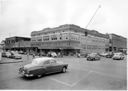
[19,71,34,77]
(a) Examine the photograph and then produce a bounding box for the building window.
[51,35,57,40]
[43,36,49,41]
[38,39,42,41]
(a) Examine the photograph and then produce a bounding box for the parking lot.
[0,55,127,90]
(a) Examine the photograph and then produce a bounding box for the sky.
[0,0,128,42]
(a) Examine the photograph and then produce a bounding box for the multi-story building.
[31,24,109,55]
[4,36,31,52]
[107,34,127,53]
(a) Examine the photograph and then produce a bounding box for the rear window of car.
[50,60,56,64]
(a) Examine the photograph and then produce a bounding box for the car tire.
[62,67,66,73]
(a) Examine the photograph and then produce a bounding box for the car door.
[43,60,54,74]
[51,59,63,72]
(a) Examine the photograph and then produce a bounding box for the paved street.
[0,55,127,90]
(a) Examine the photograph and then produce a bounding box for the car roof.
[33,57,55,62]
[32,57,55,64]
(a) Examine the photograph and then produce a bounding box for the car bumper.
[19,71,34,77]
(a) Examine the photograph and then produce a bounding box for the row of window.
[81,36,108,44]
[32,32,81,42]
[81,44,105,50]
[31,42,70,47]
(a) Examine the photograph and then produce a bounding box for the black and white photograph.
[0,0,127,90]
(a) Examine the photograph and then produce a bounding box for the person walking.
[32,53,35,58]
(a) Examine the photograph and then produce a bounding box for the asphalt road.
[0,55,127,90]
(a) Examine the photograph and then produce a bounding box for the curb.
[0,61,23,64]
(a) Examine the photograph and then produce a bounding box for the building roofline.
[31,24,109,39]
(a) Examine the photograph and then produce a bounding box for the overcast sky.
[0,0,128,42]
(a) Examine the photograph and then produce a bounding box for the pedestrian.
[27,52,29,60]
[32,53,35,58]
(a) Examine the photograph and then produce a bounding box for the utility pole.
[85,5,101,29]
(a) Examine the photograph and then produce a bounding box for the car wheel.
[62,67,66,73]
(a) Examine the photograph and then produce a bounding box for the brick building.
[31,24,109,55]
[108,34,127,53]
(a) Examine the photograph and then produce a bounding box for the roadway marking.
[50,71,92,87]
[70,71,92,87]
[50,68,124,88]
[50,78,72,87]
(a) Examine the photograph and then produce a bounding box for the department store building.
[31,24,109,55]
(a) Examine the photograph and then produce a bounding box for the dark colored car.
[19,57,68,77]
[2,52,7,57]
[2,52,12,58]
[87,53,100,61]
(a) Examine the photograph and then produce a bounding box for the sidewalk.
[0,57,23,64]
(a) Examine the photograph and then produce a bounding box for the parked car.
[47,52,57,57]
[79,53,89,58]
[2,52,7,57]
[10,52,22,59]
[5,52,12,58]
[18,51,24,54]
[100,52,108,57]
[19,57,68,77]
[112,52,125,60]
[87,53,100,61]
[106,52,114,58]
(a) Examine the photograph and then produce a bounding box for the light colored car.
[112,53,125,60]
[100,52,108,57]
[19,57,68,77]
[6,52,12,58]
[51,52,57,57]
[11,53,22,59]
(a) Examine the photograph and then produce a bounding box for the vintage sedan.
[19,57,68,77]
[87,53,100,61]
[112,52,125,60]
